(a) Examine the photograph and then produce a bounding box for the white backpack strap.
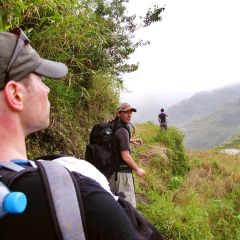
[38,161,86,240]
[0,161,25,172]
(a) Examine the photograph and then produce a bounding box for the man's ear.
[4,81,24,111]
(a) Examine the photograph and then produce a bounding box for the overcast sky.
[121,0,240,102]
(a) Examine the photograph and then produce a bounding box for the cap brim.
[120,107,137,112]
[34,59,68,79]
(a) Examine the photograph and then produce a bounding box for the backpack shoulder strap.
[37,160,87,240]
[113,122,131,138]
[0,161,37,187]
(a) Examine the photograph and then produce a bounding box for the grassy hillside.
[218,134,240,150]
[167,83,240,127]
[132,122,240,239]
[178,99,240,149]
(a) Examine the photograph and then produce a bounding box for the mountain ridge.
[178,100,240,149]
[167,82,240,127]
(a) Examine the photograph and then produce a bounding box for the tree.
[142,4,166,27]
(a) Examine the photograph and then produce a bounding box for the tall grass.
[133,122,240,239]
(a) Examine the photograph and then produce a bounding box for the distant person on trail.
[0,28,165,240]
[108,102,146,208]
[158,108,168,131]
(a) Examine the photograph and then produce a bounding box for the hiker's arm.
[121,150,146,177]
[158,117,161,123]
[130,138,143,145]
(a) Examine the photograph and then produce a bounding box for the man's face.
[21,73,50,135]
[117,110,132,124]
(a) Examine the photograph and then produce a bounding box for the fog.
[120,0,240,123]
[121,91,195,124]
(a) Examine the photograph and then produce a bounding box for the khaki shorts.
[160,122,167,131]
[108,172,136,208]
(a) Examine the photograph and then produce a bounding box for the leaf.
[1,14,7,28]
[0,9,5,18]
[16,1,27,10]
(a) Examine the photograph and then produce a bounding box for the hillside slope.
[178,100,240,149]
[167,83,240,127]
[133,123,240,239]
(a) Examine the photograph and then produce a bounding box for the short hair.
[161,108,164,112]
[18,74,31,87]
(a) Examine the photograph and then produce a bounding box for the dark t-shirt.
[112,127,130,168]
[0,170,138,240]
[158,113,167,123]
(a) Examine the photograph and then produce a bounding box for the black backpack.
[0,155,88,240]
[85,121,128,179]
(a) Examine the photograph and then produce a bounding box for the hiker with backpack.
[158,108,168,131]
[0,28,156,240]
[108,103,146,208]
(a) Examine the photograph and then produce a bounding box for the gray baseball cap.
[0,29,68,90]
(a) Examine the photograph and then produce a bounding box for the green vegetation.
[218,134,240,150]
[132,122,240,239]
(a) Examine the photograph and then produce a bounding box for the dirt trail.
[137,145,167,166]
[135,145,167,205]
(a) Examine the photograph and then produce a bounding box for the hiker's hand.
[130,139,143,145]
[136,168,146,177]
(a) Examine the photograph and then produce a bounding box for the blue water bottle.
[0,181,27,219]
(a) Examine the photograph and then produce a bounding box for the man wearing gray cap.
[0,28,140,239]
[108,102,146,208]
